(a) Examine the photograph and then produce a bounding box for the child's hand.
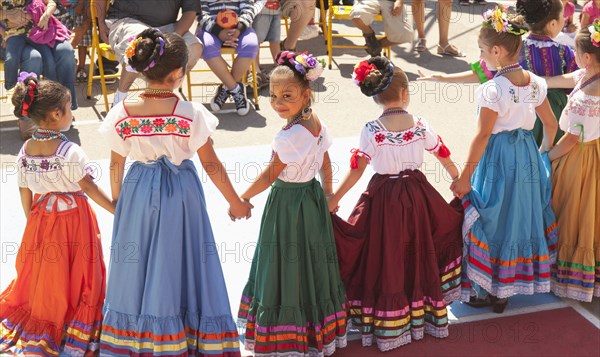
[38,12,51,31]
[417,69,442,81]
[327,194,339,214]
[566,22,577,33]
[228,198,253,221]
[392,0,403,16]
[450,176,471,200]
[218,29,240,47]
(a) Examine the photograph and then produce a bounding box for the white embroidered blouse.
[98,100,218,165]
[357,117,444,174]
[560,69,600,142]
[273,122,333,183]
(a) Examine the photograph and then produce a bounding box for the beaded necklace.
[282,107,312,130]
[139,88,178,99]
[31,128,69,142]
[379,107,408,118]
[494,63,522,78]
[569,71,600,98]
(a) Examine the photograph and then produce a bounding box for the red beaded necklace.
[379,107,408,118]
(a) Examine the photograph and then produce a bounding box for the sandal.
[437,43,465,57]
[415,37,427,52]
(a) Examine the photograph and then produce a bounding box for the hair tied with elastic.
[482,5,528,36]
[125,31,166,73]
[18,72,38,117]
[590,19,600,47]
[275,51,325,81]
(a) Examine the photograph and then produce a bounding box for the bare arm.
[241,153,286,201]
[434,152,460,182]
[320,151,333,195]
[417,69,480,83]
[581,13,591,27]
[109,151,126,203]
[545,73,576,89]
[548,132,580,161]
[535,98,558,152]
[96,0,109,43]
[174,10,196,36]
[328,156,367,212]
[19,187,32,218]
[197,139,251,219]
[450,107,497,199]
[78,175,116,214]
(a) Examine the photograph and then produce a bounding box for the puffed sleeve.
[273,129,311,165]
[533,74,548,107]
[321,124,333,151]
[358,124,376,159]
[476,80,504,116]
[64,143,95,183]
[16,146,27,188]
[98,103,132,157]
[188,102,219,152]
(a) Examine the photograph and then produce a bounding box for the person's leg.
[351,0,381,56]
[19,46,43,75]
[159,23,203,71]
[201,31,237,89]
[436,0,463,56]
[412,0,425,39]
[280,0,316,50]
[379,0,412,47]
[231,29,258,82]
[4,35,28,89]
[51,40,78,109]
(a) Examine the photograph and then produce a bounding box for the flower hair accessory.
[589,19,600,48]
[18,73,38,117]
[18,72,37,83]
[352,58,395,97]
[482,5,527,36]
[276,51,325,81]
[352,61,377,86]
[125,34,166,73]
[125,36,142,61]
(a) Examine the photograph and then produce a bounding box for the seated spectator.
[54,0,92,82]
[252,0,281,89]
[1,0,77,109]
[96,0,202,106]
[351,0,412,56]
[197,0,262,116]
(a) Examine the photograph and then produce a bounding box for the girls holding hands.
[0,75,112,355]
[237,51,348,356]
[452,7,558,313]
[98,29,249,355]
[546,20,600,302]
[328,57,463,352]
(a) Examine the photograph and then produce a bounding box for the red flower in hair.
[352,61,378,85]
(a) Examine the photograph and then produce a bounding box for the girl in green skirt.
[237,51,348,356]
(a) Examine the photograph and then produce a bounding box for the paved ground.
[1,1,598,355]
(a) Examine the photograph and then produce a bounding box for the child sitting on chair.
[198,0,264,116]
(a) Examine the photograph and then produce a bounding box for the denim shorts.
[253,13,281,44]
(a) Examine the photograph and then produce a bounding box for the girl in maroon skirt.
[327,56,463,352]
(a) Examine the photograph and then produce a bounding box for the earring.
[301,106,312,121]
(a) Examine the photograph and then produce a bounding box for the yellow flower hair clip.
[482,5,528,36]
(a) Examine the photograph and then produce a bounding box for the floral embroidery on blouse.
[21,157,63,172]
[116,117,192,140]
[367,120,427,145]
[564,96,600,117]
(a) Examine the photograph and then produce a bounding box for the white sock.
[229,83,241,93]
[113,90,128,104]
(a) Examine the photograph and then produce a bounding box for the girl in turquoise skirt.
[452,7,559,314]
[237,51,348,356]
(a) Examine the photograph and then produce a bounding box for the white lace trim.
[551,282,594,303]
[525,37,560,48]
[444,286,461,304]
[466,265,551,299]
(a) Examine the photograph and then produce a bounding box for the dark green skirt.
[238,179,348,356]
[532,88,567,146]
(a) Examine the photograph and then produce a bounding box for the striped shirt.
[199,0,266,36]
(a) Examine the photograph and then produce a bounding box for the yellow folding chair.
[186,47,260,111]
[326,1,391,69]
[0,61,6,102]
[87,0,120,113]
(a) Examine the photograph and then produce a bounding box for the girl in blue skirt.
[451,7,559,314]
[98,28,251,356]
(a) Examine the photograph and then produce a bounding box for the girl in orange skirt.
[0,74,115,356]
